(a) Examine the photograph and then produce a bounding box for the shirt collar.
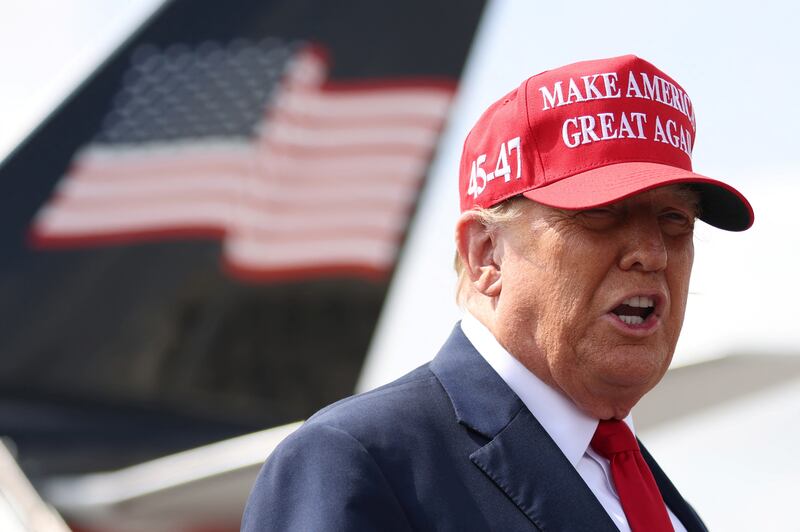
[460,312,635,467]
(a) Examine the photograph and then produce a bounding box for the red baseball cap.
[459,55,754,231]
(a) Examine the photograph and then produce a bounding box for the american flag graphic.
[30,39,454,281]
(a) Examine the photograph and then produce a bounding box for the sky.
[0,1,798,529]
[0,0,164,162]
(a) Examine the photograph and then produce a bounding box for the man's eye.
[661,211,689,222]
[579,208,615,218]
[660,211,695,232]
[575,208,618,229]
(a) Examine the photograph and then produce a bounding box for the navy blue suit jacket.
[242,325,706,531]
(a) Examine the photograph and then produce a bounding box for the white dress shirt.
[460,313,686,532]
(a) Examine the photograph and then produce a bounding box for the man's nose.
[618,216,668,272]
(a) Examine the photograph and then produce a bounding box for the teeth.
[622,296,654,308]
[619,315,644,325]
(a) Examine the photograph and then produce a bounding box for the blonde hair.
[454,197,525,305]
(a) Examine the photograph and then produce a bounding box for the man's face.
[491,185,697,418]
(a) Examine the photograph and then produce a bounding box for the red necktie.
[591,419,674,532]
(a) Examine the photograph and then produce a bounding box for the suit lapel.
[431,325,617,531]
[470,407,618,531]
[640,443,708,532]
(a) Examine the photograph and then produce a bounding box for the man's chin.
[570,392,638,421]
[601,344,673,384]
[566,368,667,419]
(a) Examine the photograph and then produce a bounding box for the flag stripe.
[260,121,442,150]
[273,88,453,122]
[226,236,397,269]
[64,144,429,182]
[31,231,400,272]
[34,201,409,237]
[49,178,419,205]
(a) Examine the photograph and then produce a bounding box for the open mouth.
[611,296,656,325]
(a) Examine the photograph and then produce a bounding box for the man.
[242,55,753,531]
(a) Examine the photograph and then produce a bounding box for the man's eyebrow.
[671,186,702,215]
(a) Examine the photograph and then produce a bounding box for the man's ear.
[455,212,502,298]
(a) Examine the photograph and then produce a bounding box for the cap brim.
[522,162,754,231]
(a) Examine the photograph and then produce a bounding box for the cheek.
[500,229,610,353]
[668,240,695,316]
[499,251,571,349]
[531,251,602,350]
[553,251,612,328]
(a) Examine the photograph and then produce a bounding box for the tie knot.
[590,419,640,458]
